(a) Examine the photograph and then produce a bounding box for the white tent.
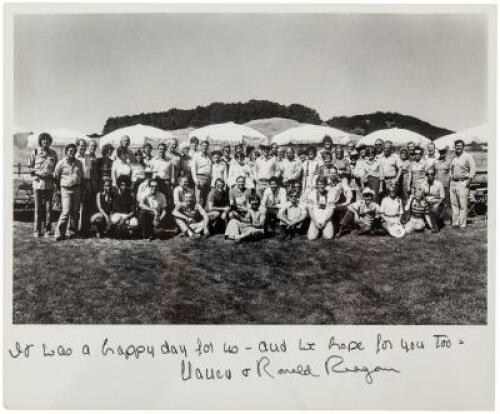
[433,124,489,150]
[356,128,431,148]
[99,124,175,149]
[271,124,352,146]
[189,122,268,147]
[27,128,90,148]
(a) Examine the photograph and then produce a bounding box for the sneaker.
[33,231,41,238]
[55,235,66,241]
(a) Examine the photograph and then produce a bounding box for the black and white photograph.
[11,8,490,326]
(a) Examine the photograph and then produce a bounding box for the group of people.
[27,132,476,242]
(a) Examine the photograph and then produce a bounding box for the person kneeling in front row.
[277,190,308,240]
[305,177,335,240]
[338,188,380,236]
[138,179,168,240]
[172,191,210,239]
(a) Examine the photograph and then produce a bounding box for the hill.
[102,100,322,135]
[243,117,302,138]
[327,111,453,140]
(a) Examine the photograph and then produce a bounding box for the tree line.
[101,100,453,140]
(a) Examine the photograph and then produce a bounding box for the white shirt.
[255,156,278,180]
[380,196,404,217]
[261,187,287,210]
[278,201,307,222]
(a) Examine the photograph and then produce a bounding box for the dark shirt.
[113,189,135,214]
[98,192,114,216]
[206,189,229,210]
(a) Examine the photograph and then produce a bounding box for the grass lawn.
[12,217,487,325]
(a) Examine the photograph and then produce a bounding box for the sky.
[14,12,489,134]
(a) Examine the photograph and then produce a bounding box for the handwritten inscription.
[7,333,465,385]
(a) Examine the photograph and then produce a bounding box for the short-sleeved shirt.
[151,156,175,180]
[228,162,254,188]
[380,196,403,217]
[229,187,251,213]
[112,160,132,183]
[143,192,167,213]
[206,189,229,210]
[211,162,227,186]
[131,163,146,183]
[363,158,383,180]
[379,154,402,178]
[434,159,451,187]
[410,160,427,186]
[406,197,427,219]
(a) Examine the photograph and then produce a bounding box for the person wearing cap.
[189,136,199,158]
[379,141,402,198]
[422,168,445,233]
[450,139,476,229]
[172,190,210,239]
[138,178,168,240]
[136,167,155,203]
[380,184,405,238]
[277,190,308,240]
[332,146,351,186]
[54,143,84,240]
[110,135,134,163]
[301,146,320,197]
[255,145,278,197]
[142,143,154,168]
[151,142,176,205]
[338,188,380,236]
[28,132,58,237]
[191,139,213,207]
[206,178,231,233]
[434,147,451,212]
[361,146,384,203]
[398,146,412,205]
[410,146,427,193]
[305,177,335,240]
[280,147,302,189]
[228,152,255,189]
[404,187,429,234]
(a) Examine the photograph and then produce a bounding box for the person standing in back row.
[191,139,212,207]
[450,139,476,229]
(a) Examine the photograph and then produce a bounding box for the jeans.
[33,189,54,234]
[55,186,81,237]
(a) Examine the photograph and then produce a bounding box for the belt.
[452,177,468,182]
[258,178,270,182]
[384,175,396,179]
[197,174,210,177]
